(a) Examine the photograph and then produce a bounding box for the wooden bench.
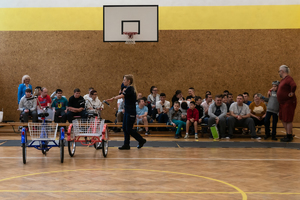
[0,122,298,138]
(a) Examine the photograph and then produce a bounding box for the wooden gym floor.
[0,128,300,200]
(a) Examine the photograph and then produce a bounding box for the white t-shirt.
[229,102,250,116]
[156,100,170,113]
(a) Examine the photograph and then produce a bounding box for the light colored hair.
[124,74,137,94]
[22,75,31,83]
[254,93,263,99]
[279,65,290,74]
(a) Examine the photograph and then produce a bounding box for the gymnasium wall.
[0,1,299,122]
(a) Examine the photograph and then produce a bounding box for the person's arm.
[208,104,217,118]
[156,102,161,114]
[289,77,297,95]
[107,94,125,102]
[242,106,251,118]
[31,99,37,111]
[17,84,23,104]
[218,104,227,118]
[19,97,24,111]
[187,109,191,120]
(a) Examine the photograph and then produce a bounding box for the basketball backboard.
[103,5,158,42]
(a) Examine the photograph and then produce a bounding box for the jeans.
[251,116,265,126]
[123,112,144,146]
[208,116,226,138]
[21,110,38,122]
[67,110,88,123]
[227,116,257,137]
[54,110,67,123]
[264,111,278,136]
[202,117,209,133]
[157,113,169,131]
[172,119,186,135]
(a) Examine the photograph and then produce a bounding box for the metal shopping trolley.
[67,116,109,158]
[21,109,65,164]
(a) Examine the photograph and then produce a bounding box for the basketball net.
[123,32,137,44]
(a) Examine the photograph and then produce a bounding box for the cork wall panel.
[0,30,299,122]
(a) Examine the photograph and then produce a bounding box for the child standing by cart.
[264,81,280,140]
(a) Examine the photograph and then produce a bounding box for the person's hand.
[288,92,294,97]
[182,115,186,119]
[190,118,194,123]
[65,110,67,113]
[198,118,202,123]
[215,117,219,124]
[237,115,242,120]
[267,90,272,96]
[163,110,168,114]
[179,97,183,101]
[172,123,176,127]
[122,109,125,114]
[24,109,29,113]
[152,105,155,108]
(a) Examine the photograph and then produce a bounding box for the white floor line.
[0,157,300,161]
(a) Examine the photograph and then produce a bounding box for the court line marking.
[0,190,298,195]
[1,157,300,161]
[0,168,248,200]
[0,141,7,146]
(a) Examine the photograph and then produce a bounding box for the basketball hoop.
[123,32,137,44]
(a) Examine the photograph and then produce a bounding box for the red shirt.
[277,75,297,104]
[187,108,199,121]
[38,95,52,107]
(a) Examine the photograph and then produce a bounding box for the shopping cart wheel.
[22,143,27,164]
[102,140,108,157]
[68,140,76,157]
[94,142,102,150]
[60,139,64,163]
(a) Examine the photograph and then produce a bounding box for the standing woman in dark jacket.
[106,74,146,150]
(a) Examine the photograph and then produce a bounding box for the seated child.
[184,101,199,139]
[136,98,150,135]
[168,101,186,139]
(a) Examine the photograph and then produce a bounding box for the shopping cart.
[21,109,65,164]
[67,116,108,158]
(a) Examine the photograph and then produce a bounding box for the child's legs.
[143,116,148,131]
[186,120,191,133]
[264,111,272,135]
[193,121,198,134]
[172,119,186,135]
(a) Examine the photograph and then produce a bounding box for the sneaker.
[271,136,278,141]
[137,139,147,149]
[195,134,198,139]
[145,131,151,136]
[184,134,189,139]
[174,135,180,139]
[264,135,270,140]
[225,137,230,140]
[256,128,261,134]
[138,128,143,132]
[118,145,130,150]
[251,136,261,140]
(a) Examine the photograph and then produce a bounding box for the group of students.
[114,81,283,141]
[18,76,104,124]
